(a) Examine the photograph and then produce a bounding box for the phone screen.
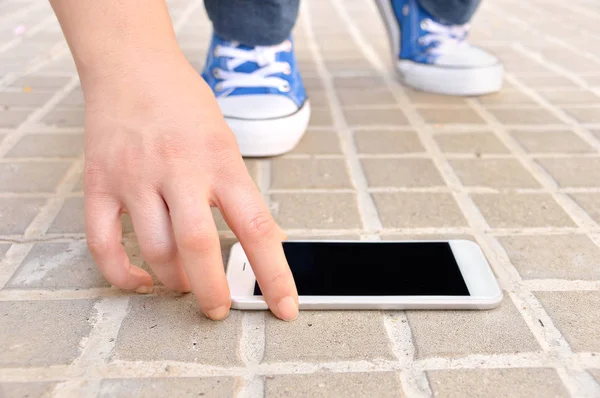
[254,242,470,296]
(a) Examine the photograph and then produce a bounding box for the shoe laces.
[419,18,470,55]
[212,40,293,92]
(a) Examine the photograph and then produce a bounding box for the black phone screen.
[254,242,470,296]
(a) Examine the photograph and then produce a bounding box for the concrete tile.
[538,88,600,104]
[499,235,600,280]
[0,197,45,234]
[290,130,341,154]
[478,90,537,105]
[309,108,334,127]
[427,368,569,398]
[0,161,70,193]
[355,130,424,154]
[98,378,239,398]
[450,159,541,188]
[535,291,600,352]
[325,60,375,74]
[333,76,386,89]
[273,193,361,229]
[536,157,600,187]
[0,300,95,367]
[6,133,83,157]
[472,194,575,228]
[563,106,600,123]
[306,89,328,107]
[41,109,85,126]
[243,158,259,186]
[381,234,475,242]
[0,382,58,398]
[265,372,403,398]
[434,133,509,154]
[58,89,84,107]
[47,197,84,233]
[9,75,71,90]
[487,108,563,124]
[271,158,351,189]
[418,108,486,125]
[6,241,109,289]
[211,207,230,232]
[263,311,394,362]
[589,370,600,384]
[113,295,243,365]
[519,75,579,88]
[344,108,408,126]
[511,130,593,153]
[0,91,54,107]
[404,90,467,105]
[303,77,325,90]
[337,88,397,106]
[373,193,467,228]
[407,297,539,358]
[0,243,10,258]
[0,109,32,127]
[72,172,84,192]
[362,159,444,187]
[570,193,600,224]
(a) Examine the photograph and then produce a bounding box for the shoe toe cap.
[218,94,301,119]
[435,46,500,68]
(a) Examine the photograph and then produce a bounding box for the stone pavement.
[1,0,599,396]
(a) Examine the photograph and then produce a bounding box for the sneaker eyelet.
[418,37,426,45]
[283,63,291,75]
[420,19,431,30]
[215,82,224,92]
[284,40,292,52]
[279,82,290,92]
[213,44,221,57]
[213,68,221,79]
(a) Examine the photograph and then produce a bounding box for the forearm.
[50,0,183,89]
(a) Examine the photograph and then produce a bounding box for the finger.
[215,174,298,321]
[164,181,230,320]
[125,192,191,293]
[85,193,153,293]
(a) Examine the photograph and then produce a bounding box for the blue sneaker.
[376,0,503,95]
[202,34,310,157]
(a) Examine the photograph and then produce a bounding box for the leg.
[417,0,481,25]
[204,0,299,46]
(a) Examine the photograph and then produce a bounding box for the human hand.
[82,55,298,321]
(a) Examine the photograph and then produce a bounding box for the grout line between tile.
[2,351,599,383]
[301,1,383,234]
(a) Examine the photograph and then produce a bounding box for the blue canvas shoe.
[202,34,310,157]
[376,0,503,95]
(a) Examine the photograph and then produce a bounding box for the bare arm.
[49,0,299,321]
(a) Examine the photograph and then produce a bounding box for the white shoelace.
[419,18,470,55]
[213,40,292,92]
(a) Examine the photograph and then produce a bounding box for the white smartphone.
[226,240,503,310]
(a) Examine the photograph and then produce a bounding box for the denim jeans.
[204,0,481,46]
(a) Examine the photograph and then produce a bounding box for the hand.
[82,55,298,321]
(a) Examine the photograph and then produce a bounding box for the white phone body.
[226,240,503,310]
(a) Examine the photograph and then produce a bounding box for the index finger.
[215,177,298,321]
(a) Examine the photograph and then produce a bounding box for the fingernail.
[135,285,153,294]
[206,305,230,321]
[277,296,298,321]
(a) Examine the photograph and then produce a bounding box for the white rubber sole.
[375,0,503,96]
[397,60,504,96]
[225,100,311,157]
